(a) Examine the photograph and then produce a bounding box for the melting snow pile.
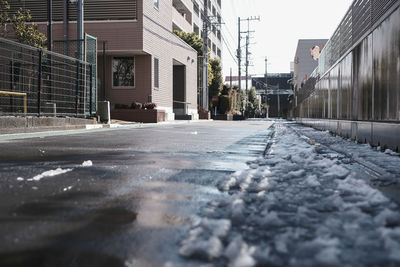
[180,123,400,266]
[81,160,93,167]
[25,168,73,182]
[17,160,92,183]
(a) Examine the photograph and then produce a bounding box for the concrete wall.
[142,0,198,119]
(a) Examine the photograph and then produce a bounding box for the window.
[112,57,135,88]
[217,48,221,58]
[193,2,199,16]
[154,0,159,9]
[193,24,200,36]
[154,58,159,88]
[212,43,216,53]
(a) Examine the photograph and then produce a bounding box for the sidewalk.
[0,117,213,141]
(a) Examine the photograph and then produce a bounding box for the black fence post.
[89,64,93,116]
[37,49,43,116]
[75,60,80,117]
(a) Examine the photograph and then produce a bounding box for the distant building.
[224,76,252,90]
[293,39,327,90]
[252,73,293,118]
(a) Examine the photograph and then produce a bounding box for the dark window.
[193,24,200,36]
[112,57,135,87]
[154,0,159,8]
[154,58,159,88]
[193,2,199,16]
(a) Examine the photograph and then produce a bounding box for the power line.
[221,34,237,64]
[222,20,236,45]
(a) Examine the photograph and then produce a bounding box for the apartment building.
[12,0,199,121]
[172,0,222,60]
[293,39,328,90]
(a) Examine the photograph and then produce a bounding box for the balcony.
[173,0,192,23]
[172,6,192,33]
[172,0,193,33]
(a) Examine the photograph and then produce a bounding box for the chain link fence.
[0,37,94,117]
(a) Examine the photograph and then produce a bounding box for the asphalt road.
[0,120,273,267]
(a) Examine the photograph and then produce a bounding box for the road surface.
[0,120,399,266]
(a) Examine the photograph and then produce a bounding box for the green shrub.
[218,95,232,114]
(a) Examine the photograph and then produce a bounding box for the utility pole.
[230,67,232,88]
[201,1,223,111]
[245,35,249,94]
[265,57,268,118]
[202,0,209,110]
[237,17,241,93]
[239,16,260,115]
[264,57,268,85]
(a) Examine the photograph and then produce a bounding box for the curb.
[0,119,215,141]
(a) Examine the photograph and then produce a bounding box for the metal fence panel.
[0,37,94,118]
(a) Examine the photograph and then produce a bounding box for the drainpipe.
[47,0,52,51]
[63,0,69,55]
[77,0,84,60]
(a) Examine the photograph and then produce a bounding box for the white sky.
[221,0,354,78]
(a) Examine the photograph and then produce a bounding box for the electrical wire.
[222,34,238,64]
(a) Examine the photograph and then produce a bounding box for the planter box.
[233,115,245,121]
[110,109,165,123]
[199,111,210,120]
[212,114,233,121]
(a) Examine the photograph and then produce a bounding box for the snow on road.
[16,160,93,182]
[180,121,400,266]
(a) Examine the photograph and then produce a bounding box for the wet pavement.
[0,120,272,267]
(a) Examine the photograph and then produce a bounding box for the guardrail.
[0,90,27,115]
[0,37,95,117]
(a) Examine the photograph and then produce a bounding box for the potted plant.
[198,105,210,120]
